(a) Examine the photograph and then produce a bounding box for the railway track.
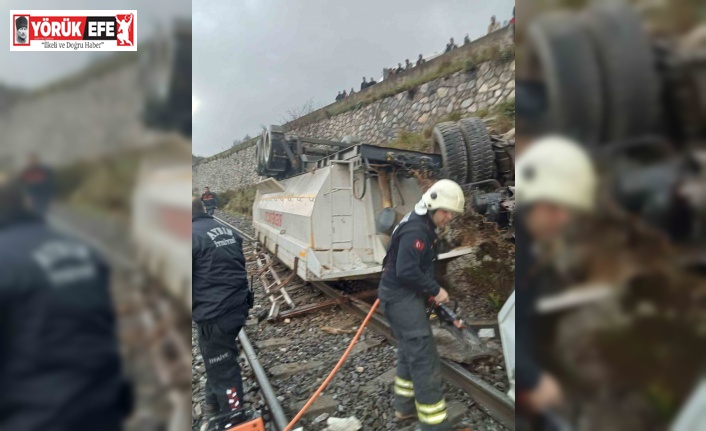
[48,204,514,430]
[213,214,515,430]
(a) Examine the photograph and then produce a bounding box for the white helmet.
[515,135,597,211]
[422,179,465,214]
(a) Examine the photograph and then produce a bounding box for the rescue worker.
[379,179,465,431]
[416,54,426,67]
[0,173,132,430]
[19,152,56,217]
[514,136,597,428]
[369,76,377,86]
[361,77,368,91]
[192,196,252,424]
[201,186,218,216]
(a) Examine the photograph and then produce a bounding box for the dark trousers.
[206,207,215,216]
[197,316,244,413]
[380,286,451,431]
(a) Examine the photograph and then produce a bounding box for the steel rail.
[238,330,290,431]
[309,281,515,430]
[214,216,257,242]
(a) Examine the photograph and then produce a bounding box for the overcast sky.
[193,0,514,156]
[1,0,190,87]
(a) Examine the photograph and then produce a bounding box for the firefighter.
[192,195,252,425]
[0,173,132,430]
[201,186,218,216]
[514,136,597,427]
[379,179,465,431]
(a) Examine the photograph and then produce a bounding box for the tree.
[279,98,321,124]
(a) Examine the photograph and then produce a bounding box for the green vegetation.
[385,111,465,153]
[645,382,677,421]
[479,97,515,134]
[387,129,431,152]
[220,185,258,218]
[487,292,505,311]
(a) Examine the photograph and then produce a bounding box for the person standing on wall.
[192,196,253,426]
[488,15,500,34]
[445,37,457,53]
[378,179,466,431]
[416,54,426,67]
[201,186,218,215]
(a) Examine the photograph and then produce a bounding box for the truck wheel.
[527,11,603,145]
[264,125,287,172]
[458,117,495,183]
[431,122,469,185]
[582,4,661,142]
[255,138,265,176]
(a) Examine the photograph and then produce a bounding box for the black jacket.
[0,214,129,430]
[201,191,218,209]
[192,213,249,324]
[380,210,441,297]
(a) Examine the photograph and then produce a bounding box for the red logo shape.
[414,240,424,251]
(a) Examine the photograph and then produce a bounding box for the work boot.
[202,402,219,420]
[395,410,418,421]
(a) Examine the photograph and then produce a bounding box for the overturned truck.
[251,120,515,282]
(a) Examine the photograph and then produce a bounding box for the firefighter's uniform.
[192,211,251,414]
[0,185,131,430]
[378,179,465,431]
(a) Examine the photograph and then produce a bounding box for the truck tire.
[264,125,287,172]
[582,4,661,142]
[431,122,469,184]
[527,11,603,145]
[458,117,495,183]
[255,138,265,176]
